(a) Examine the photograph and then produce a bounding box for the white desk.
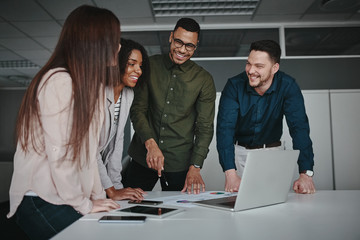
[52,190,360,240]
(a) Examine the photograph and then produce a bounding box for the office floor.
[0,201,29,239]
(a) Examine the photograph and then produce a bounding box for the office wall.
[0,89,24,155]
[0,89,25,202]
[330,90,360,190]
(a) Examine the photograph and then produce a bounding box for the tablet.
[118,205,184,218]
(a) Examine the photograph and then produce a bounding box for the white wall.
[330,90,360,190]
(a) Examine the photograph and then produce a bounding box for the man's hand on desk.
[224,169,241,193]
[181,165,205,194]
[106,186,146,201]
[293,174,316,194]
[145,138,165,176]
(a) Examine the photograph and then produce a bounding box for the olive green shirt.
[128,54,216,172]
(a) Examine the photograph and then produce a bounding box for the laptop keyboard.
[217,196,237,207]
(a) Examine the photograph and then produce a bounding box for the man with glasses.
[125,18,216,194]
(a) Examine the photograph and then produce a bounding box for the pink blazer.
[8,68,106,217]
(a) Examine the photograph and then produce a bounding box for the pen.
[160,170,169,186]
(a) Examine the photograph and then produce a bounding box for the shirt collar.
[163,53,192,72]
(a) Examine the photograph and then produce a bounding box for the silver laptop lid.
[234,149,299,211]
[194,149,299,211]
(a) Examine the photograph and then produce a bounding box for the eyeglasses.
[172,37,197,52]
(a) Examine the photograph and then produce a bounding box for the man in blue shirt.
[217,40,315,194]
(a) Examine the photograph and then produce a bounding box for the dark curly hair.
[174,18,200,39]
[250,40,281,64]
[118,38,149,87]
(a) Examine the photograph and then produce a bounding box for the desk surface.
[52,190,360,240]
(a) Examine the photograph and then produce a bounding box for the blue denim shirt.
[216,71,314,172]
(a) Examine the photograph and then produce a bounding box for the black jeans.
[15,196,82,240]
[123,160,188,191]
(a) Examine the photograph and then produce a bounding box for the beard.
[248,74,269,88]
[251,78,269,88]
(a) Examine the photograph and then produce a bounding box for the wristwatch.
[301,170,314,177]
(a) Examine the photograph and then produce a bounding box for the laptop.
[194,149,299,211]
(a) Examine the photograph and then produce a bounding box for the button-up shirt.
[217,71,314,172]
[128,54,216,172]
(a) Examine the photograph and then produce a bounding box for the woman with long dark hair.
[7,5,121,239]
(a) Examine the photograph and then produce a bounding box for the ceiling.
[1,0,360,88]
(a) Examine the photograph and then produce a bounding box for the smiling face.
[245,50,279,94]
[121,49,143,88]
[168,27,198,65]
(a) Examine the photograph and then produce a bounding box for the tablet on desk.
[119,205,184,218]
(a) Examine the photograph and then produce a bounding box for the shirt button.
[173,74,176,78]
[166,101,170,104]
[170,88,174,91]
[160,140,164,144]
[161,127,165,130]
[164,114,167,117]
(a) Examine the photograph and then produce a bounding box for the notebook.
[194,149,299,211]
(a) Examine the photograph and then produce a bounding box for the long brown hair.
[16,5,121,166]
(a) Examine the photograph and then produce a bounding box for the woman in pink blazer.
[7,5,121,239]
